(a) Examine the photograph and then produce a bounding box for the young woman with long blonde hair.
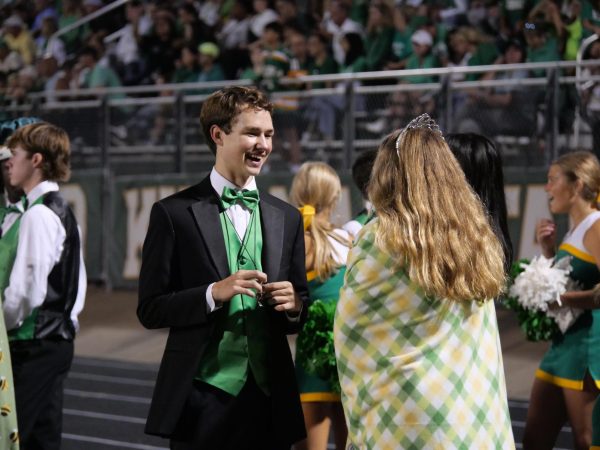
[334,115,515,449]
[290,162,351,450]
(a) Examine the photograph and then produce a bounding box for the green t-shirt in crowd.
[58,15,88,53]
[405,53,439,83]
[501,0,526,28]
[350,0,369,26]
[466,41,499,81]
[582,0,600,37]
[527,36,560,77]
[391,28,414,61]
[240,67,260,85]
[262,47,291,91]
[409,14,428,30]
[364,26,394,71]
[340,56,367,73]
[172,67,200,84]
[84,64,125,100]
[198,64,225,84]
[307,56,338,88]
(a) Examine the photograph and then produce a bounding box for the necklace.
[223,208,264,304]
[224,208,260,269]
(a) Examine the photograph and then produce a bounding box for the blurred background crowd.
[0,0,597,168]
[0,0,595,103]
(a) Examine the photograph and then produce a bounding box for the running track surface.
[61,357,573,450]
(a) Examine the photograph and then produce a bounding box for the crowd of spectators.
[0,0,597,155]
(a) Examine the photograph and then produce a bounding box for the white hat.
[3,15,24,28]
[405,0,423,7]
[0,146,12,161]
[411,29,433,47]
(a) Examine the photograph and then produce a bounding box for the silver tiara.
[395,113,443,155]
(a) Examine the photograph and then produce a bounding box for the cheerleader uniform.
[536,211,600,389]
[295,229,350,402]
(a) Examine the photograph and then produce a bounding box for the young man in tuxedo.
[138,86,308,450]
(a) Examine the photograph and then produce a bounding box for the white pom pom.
[509,255,582,333]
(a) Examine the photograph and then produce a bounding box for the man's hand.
[212,270,268,302]
[262,281,302,313]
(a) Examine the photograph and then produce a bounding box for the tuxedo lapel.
[260,198,284,281]
[190,181,229,280]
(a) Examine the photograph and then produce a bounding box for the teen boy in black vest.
[3,122,86,450]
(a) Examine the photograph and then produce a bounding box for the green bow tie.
[220,186,259,210]
[1,205,20,215]
[2,197,26,215]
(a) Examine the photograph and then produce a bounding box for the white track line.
[65,389,151,404]
[63,408,146,424]
[507,400,529,409]
[515,445,569,450]
[72,358,158,372]
[62,433,167,450]
[68,371,155,386]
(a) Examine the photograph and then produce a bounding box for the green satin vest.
[0,212,22,302]
[196,208,271,396]
[1,197,44,341]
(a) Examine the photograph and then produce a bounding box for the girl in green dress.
[523,151,600,450]
[335,115,514,449]
[290,162,352,450]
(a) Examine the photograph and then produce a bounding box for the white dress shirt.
[3,181,87,331]
[205,168,257,312]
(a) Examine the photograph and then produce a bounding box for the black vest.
[33,191,81,341]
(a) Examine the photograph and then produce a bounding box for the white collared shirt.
[3,180,87,331]
[210,168,257,240]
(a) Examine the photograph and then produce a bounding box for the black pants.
[10,339,74,450]
[170,372,285,450]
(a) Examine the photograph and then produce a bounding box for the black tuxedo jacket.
[137,175,308,445]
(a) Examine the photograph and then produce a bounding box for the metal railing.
[573,34,600,149]
[3,59,599,175]
[3,60,598,287]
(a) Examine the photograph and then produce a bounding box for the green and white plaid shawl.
[334,221,515,449]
